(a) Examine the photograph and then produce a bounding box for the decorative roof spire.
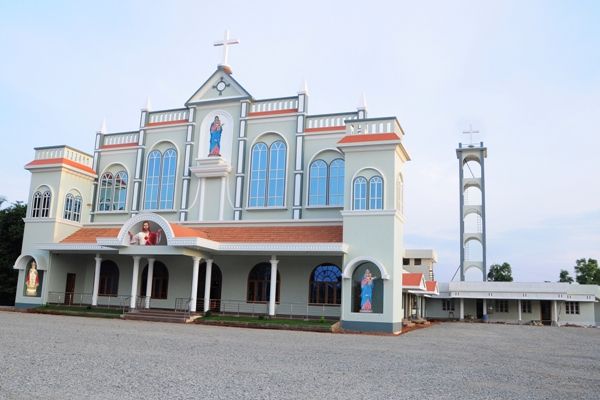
[299,79,309,95]
[143,97,152,112]
[98,118,107,134]
[358,93,368,111]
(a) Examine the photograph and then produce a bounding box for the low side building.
[426,281,600,327]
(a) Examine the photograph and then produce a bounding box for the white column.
[130,256,141,309]
[483,299,487,317]
[203,259,213,313]
[145,258,155,309]
[92,254,102,306]
[518,299,522,324]
[219,177,226,221]
[416,295,421,318]
[552,300,558,326]
[459,298,465,320]
[190,256,201,313]
[268,256,279,316]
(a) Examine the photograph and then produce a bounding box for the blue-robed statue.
[360,269,374,312]
[208,116,223,157]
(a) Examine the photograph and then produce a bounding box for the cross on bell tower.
[214,30,240,70]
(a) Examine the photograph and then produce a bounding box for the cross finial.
[214,30,240,67]
[462,124,480,146]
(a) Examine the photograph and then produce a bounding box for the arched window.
[308,160,327,206]
[98,170,128,211]
[141,262,169,299]
[31,188,51,218]
[249,143,268,207]
[159,149,177,209]
[144,148,177,210]
[329,159,344,206]
[309,264,341,305]
[267,141,286,206]
[353,174,384,211]
[369,176,383,210]
[247,262,280,302]
[98,261,119,296]
[99,172,113,211]
[249,140,287,208]
[63,192,82,222]
[113,171,128,210]
[351,262,383,313]
[353,177,367,210]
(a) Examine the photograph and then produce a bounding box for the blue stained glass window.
[353,177,367,210]
[113,171,128,210]
[369,176,383,210]
[309,264,342,304]
[267,141,286,206]
[328,159,344,206]
[309,160,327,206]
[144,150,161,209]
[249,143,267,207]
[159,149,177,209]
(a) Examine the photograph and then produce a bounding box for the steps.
[123,309,196,324]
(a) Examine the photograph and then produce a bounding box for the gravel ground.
[0,312,599,400]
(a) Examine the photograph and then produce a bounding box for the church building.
[12,36,439,333]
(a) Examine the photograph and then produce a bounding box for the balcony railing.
[147,109,189,125]
[345,117,397,135]
[102,132,139,147]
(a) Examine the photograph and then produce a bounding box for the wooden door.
[64,273,76,305]
[540,301,551,325]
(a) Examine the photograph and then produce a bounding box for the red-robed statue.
[128,221,162,246]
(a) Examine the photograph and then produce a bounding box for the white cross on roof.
[214,30,240,67]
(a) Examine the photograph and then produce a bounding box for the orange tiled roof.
[60,225,343,244]
[25,158,96,175]
[425,281,438,292]
[61,228,121,243]
[338,133,400,144]
[182,225,343,243]
[403,272,424,287]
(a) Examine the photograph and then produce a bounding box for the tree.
[574,258,600,285]
[487,262,513,282]
[0,201,26,305]
[558,269,574,283]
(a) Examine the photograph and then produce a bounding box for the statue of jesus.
[128,221,162,245]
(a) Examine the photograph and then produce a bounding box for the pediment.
[186,67,251,105]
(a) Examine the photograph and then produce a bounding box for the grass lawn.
[33,305,123,318]
[198,315,337,332]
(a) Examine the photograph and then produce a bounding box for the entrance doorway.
[540,301,551,325]
[476,299,483,319]
[197,263,222,312]
[64,273,76,305]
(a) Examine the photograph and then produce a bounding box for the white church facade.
[12,39,446,333]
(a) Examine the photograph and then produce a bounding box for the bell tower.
[456,128,487,281]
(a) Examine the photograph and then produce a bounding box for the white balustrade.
[34,146,93,167]
[250,98,299,113]
[306,114,358,130]
[102,132,139,147]
[346,119,395,135]
[148,109,189,124]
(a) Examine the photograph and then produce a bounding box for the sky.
[1,1,598,283]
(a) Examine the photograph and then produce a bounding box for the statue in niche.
[208,116,224,157]
[128,221,162,245]
[25,260,40,296]
[360,269,375,313]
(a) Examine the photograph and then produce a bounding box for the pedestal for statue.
[190,157,232,178]
[190,157,232,221]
